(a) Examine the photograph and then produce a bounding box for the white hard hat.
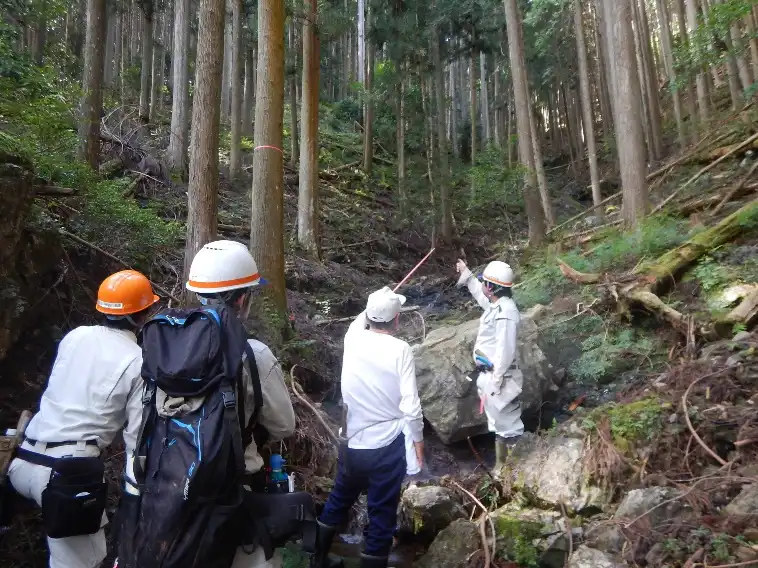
[482,261,514,288]
[186,240,265,293]
[366,286,407,323]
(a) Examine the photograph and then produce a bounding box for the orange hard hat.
[96,270,160,316]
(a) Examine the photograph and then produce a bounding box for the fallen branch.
[711,160,758,216]
[58,228,181,303]
[289,366,340,445]
[35,186,76,196]
[323,238,381,253]
[557,259,602,284]
[449,480,496,568]
[703,558,758,568]
[682,371,729,467]
[547,192,622,236]
[652,132,758,215]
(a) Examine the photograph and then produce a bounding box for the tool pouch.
[41,457,106,538]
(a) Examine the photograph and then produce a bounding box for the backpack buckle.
[221,388,236,409]
[142,383,156,406]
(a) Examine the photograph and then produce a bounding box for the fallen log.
[714,289,758,336]
[645,197,758,293]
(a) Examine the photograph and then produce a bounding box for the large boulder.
[397,485,466,543]
[413,313,552,443]
[414,519,481,568]
[502,433,609,514]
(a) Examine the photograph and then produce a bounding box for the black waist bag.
[238,490,318,560]
[41,456,106,539]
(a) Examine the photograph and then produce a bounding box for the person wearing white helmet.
[455,259,523,474]
[115,241,296,568]
[312,287,424,568]
[189,240,296,568]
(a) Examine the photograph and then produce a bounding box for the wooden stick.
[449,480,496,568]
[547,191,622,236]
[682,371,729,466]
[289,366,340,444]
[652,132,758,215]
[36,186,76,196]
[59,228,181,303]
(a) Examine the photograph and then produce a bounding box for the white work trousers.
[231,547,283,568]
[476,371,525,439]
[8,441,106,568]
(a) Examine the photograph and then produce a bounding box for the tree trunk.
[605,0,648,227]
[674,0,698,141]
[220,0,232,121]
[469,46,477,166]
[731,20,753,92]
[686,0,709,125]
[139,3,153,124]
[635,0,662,161]
[104,4,114,82]
[655,0,685,147]
[297,0,320,255]
[357,0,365,84]
[243,43,256,136]
[530,105,554,227]
[503,0,545,245]
[184,0,225,284]
[575,0,603,214]
[594,0,614,138]
[362,16,374,174]
[149,13,161,120]
[119,8,127,112]
[79,0,106,169]
[397,73,406,210]
[450,61,459,160]
[434,30,452,243]
[745,10,758,82]
[250,0,287,314]
[289,21,299,169]
[166,0,190,173]
[506,87,514,166]
[228,0,243,180]
[480,52,491,147]
[113,7,122,92]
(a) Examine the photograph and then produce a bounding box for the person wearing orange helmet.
[8,269,159,568]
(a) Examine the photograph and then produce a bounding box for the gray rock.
[568,546,628,568]
[413,314,551,443]
[725,484,758,516]
[503,433,609,513]
[589,487,686,553]
[615,487,686,525]
[733,331,753,342]
[413,519,481,568]
[397,485,466,542]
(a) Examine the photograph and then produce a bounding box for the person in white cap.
[455,259,523,474]
[311,287,424,568]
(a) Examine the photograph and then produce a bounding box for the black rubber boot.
[360,554,389,568]
[310,522,344,568]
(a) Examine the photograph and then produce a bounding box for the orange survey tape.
[254,145,283,153]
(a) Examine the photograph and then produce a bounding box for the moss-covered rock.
[413,519,480,568]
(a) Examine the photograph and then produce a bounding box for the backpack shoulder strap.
[241,341,263,448]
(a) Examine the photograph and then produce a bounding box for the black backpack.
[116,305,262,568]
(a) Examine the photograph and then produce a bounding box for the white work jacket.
[24,325,144,457]
[340,311,424,450]
[458,269,522,410]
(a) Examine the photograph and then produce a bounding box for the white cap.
[365,286,407,322]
